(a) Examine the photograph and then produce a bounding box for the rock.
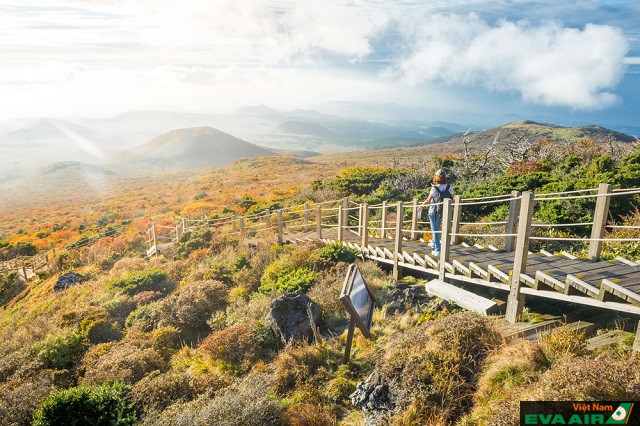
[54,273,81,291]
[350,371,393,426]
[266,291,322,343]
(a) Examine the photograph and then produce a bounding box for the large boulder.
[266,291,322,343]
[54,273,81,291]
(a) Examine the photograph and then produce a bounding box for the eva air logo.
[606,403,633,424]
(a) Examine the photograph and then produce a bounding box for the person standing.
[418,170,454,256]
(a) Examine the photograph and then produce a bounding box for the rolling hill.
[123,126,277,170]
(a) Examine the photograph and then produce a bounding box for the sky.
[1,0,639,127]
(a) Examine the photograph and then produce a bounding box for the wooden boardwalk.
[284,227,640,317]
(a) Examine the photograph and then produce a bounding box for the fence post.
[342,197,349,233]
[151,222,157,257]
[303,202,309,232]
[381,201,388,239]
[506,191,535,324]
[504,191,521,252]
[411,198,419,240]
[265,209,271,230]
[239,217,245,236]
[338,205,344,242]
[232,215,237,233]
[277,210,283,244]
[202,214,207,226]
[316,206,323,239]
[361,203,369,249]
[588,183,613,261]
[451,195,462,245]
[357,204,363,237]
[438,198,453,281]
[393,201,404,280]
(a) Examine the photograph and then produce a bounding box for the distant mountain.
[0,118,119,149]
[43,161,117,176]
[235,105,281,116]
[459,120,637,147]
[124,126,277,169]
[278,121,340,139]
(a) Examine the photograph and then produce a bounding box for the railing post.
[393,201,404,280]
[265,209,271,230]
[438,198,453,281]
[588,183,613,261]
[338,205,344,242]
[239,217,245,236]
[277,210,283,244]
[506,191,535,324]
[151,222,157,257]
[357,204,363,237]
[361,203,369,249]
[232,215,237,233]
[316,206,323,239]
[381,201,388,239]
[342,197,349,233]
[504,190,521,252]
[411,198,419,240]
[202,214,207,226]
[451,195,462,245]
[303,202,309,232]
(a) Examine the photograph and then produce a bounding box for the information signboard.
[340,263,376,362]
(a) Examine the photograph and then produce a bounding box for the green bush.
[32,382,136,426]
[317,242,358,263]
[326,166,398,196]
[259,264,318,294]
[175,229,213,259]
[109,269,171,296]
[30,330,87,370]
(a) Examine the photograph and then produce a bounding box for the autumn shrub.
[132,290,163,306]
[461,340,549,425]
[326,166,397,196]
[539,324,589,362]
[108,268,172,296]
[80,330,169,386]
[307,268,349,331]
[131,370,194,414]
[0,371,53,426]
[102,295,137,325]
[286,403,337,426]
[210,292,272,330]
[144,373,284,426]
[272,343,341,396]
[373,312,502,424]
[259,261,319,294]
[200,321,275,374]
[175,229,213,259]
[32,382,136,426]
[29,330,88,370]
[317,242,358,264]
[146,280,228,343]
[529,354,640,400]
[0,271,20,306]
[79,312,122,344]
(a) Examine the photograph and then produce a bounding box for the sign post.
[340,264,376,364]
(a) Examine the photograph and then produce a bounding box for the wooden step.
[586,329,630,350]
[425,279,499,315]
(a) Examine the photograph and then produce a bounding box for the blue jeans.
[428,210,441,252]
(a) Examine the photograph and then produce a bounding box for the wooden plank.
[487,264,510,283]
[519,287,640,315]
[535,271,566,292]
[615,255,638,266]
[469,262,489,279]
[565,274,600,298]
[539,249,554,257]
[587,329,628,350]
[601,279,640,306]
[414,253,426,267]
[425,279,499,315]
[452,259,471,276]
[561,251,577,259]
[424,255,438,269]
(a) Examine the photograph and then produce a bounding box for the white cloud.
[392,14,629,110]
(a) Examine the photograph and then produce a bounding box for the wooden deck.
[285,228,640,316]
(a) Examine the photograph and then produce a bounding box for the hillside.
[1,128,640,424]
[124,127,277,170]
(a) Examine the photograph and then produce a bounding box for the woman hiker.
[418,169,454,256]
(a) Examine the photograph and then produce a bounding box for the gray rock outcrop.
[54,272,81,291]
[265,291,322,343]
[350,371,393,426]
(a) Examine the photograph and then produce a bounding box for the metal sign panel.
[340,263,375,339]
